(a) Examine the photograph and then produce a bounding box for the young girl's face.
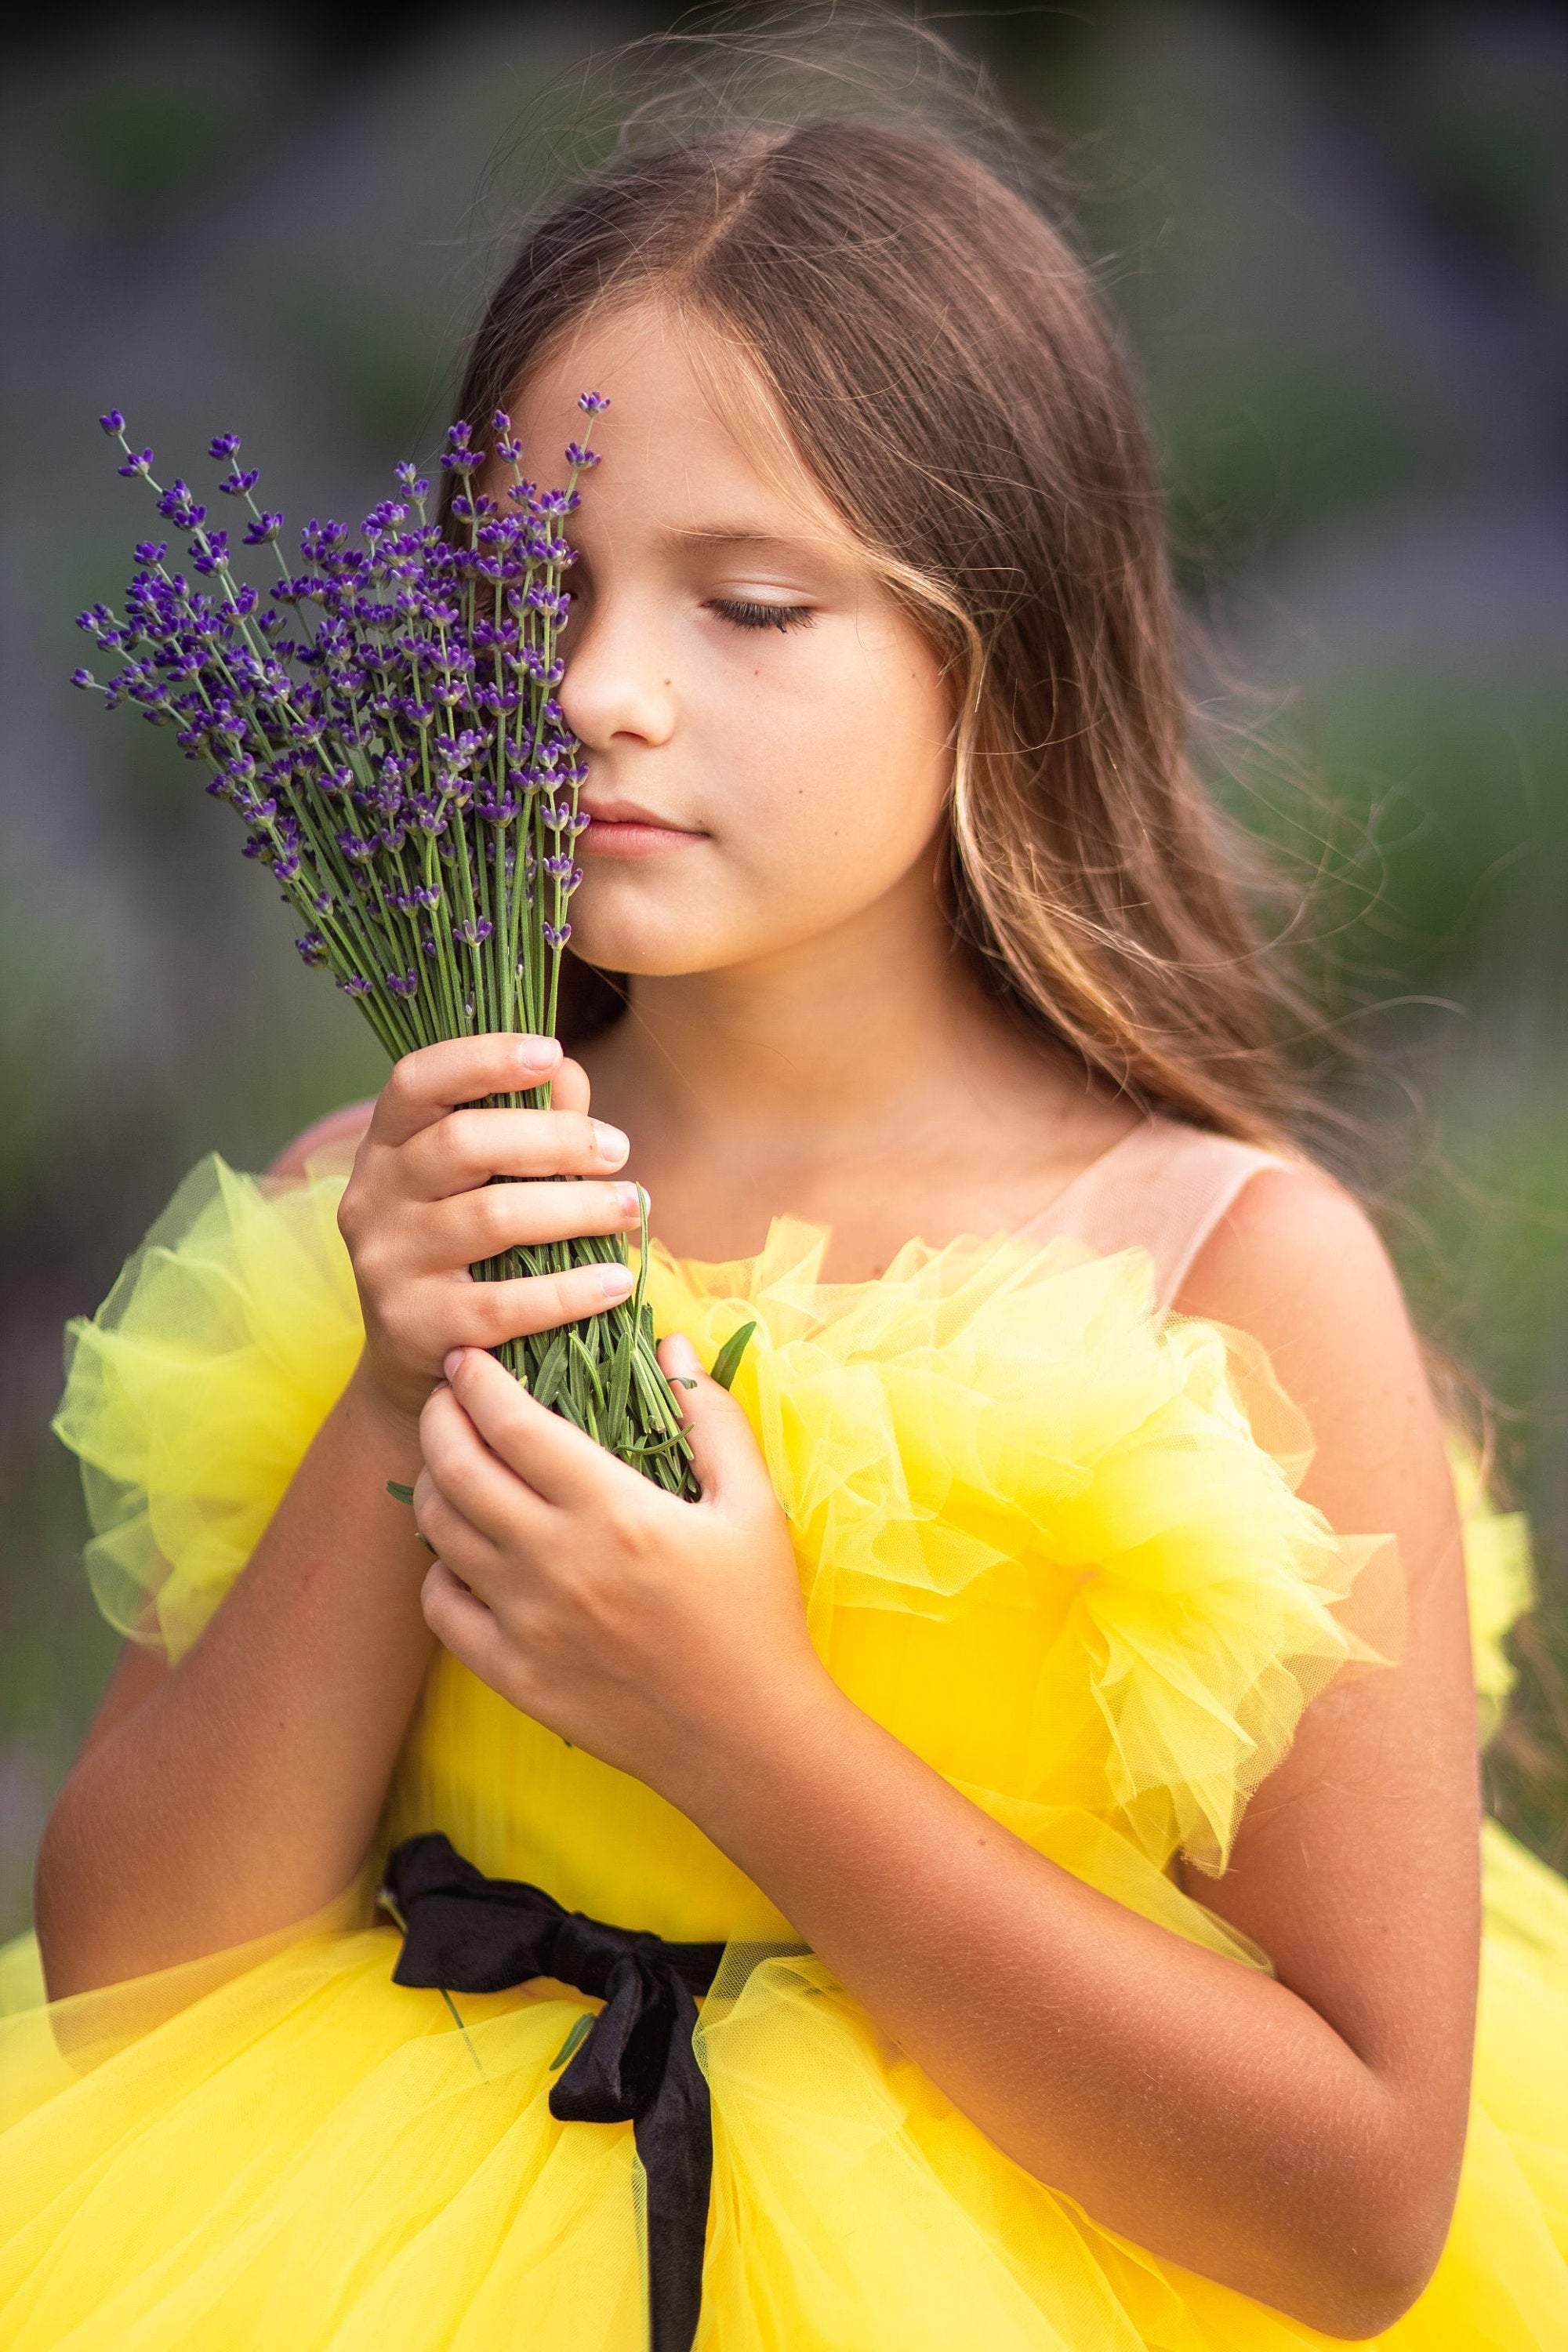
[492,300,958,986]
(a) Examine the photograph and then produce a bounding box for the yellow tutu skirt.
[2,1148,1565,2349]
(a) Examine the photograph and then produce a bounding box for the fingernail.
[593,1122,630,1162]
[444,1348,465,1378]
[596,1263,634,1298]
[664,1332,700,1374]
[518,1035,562,1068]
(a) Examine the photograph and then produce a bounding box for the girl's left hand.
[412,1330,829,1800]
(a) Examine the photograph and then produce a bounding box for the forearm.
[660,1676,1412,2339]
[36,1360,435,1996]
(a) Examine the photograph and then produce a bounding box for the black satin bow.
[379,1831,730,2352]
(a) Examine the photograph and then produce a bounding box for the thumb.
[658,1329,742,1499]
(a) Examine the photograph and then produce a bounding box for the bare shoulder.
[1171,1156,1415,1380]
[266,1099,377,1182]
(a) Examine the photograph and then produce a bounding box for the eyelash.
[708,597,818,634]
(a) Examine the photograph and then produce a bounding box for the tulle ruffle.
[48,1142,365,1667]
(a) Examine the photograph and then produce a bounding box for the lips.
[582,805,695,831]
[575,800,707,862]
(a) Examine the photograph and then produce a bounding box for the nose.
[556,586,676,752]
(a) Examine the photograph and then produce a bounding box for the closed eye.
[708,597,818,633]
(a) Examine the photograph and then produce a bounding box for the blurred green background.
[3,2,1565,1942]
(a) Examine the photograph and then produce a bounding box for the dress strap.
[1029,1112,1304,1313]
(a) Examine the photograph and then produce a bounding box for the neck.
[579,880,1096,1196]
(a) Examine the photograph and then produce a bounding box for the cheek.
[743,629,953,862]
[720,768,946,942]
[753,774,908,873]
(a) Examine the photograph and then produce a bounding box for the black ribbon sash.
[379,1831,729,2352]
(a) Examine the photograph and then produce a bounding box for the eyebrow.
[656,520,841,558]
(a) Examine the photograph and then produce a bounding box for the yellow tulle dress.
[2,1141,1566,2349]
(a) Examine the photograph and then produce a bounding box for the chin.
[568,915,720,980]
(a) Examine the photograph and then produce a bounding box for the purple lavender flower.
[78,401,608,1064]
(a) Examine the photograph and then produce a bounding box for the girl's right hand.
[336,1033,644,1432]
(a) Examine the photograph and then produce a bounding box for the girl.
[5,95,1566,2352]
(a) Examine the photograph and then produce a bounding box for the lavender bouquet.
[74,401,753,1504]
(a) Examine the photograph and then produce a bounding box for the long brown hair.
[437,16,1546,1809]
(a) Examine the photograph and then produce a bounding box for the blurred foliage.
[2,0,1565,1936]
[30,45,298,212]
